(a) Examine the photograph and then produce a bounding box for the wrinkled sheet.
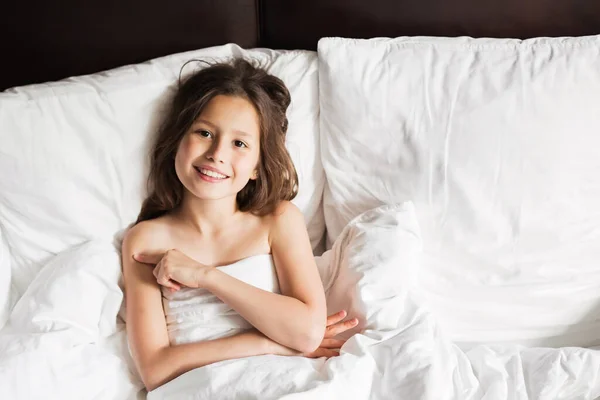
[3,307,598,400]
[0,325,144,399]
[148,298,600,400]
[1,239,599,399]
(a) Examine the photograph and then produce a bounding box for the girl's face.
[175,95,261,203]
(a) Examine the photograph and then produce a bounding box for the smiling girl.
[121,59,357,391]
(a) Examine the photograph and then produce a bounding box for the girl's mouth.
[194,166,229,182]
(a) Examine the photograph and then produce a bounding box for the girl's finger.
[326,310,347,327]
[156,266,176,290]
[157,273,169,287]
[160,278,180,292]
[318,349,340,358]
[153,259,166,279]
[133,253,163,265]
[320,338,346,349]
[326,318,359,337]
[154,261,180,292]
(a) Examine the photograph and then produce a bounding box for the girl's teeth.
[200,169,226,179]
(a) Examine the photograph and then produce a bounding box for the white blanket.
[149,204,600,399]
[149,309,600,400]
[3,298,597,399]
[1,232,599,400]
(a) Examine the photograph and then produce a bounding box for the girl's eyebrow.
[195,118,217,129]
[196,118,253,139]
[233,130,253,139]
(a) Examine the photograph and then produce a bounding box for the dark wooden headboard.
[2,0,600,90]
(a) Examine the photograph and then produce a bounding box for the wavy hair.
[136,58,298,224]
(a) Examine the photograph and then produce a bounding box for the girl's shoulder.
[266,200,306,245]
[269,200,301,220]
[122,216,173,254]
[263,200,302,228]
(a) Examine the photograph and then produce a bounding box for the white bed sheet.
[2,300,598,399]
[1,237,598,399]
[146,304,600,400]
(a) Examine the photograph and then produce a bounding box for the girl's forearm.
[203,268,325,353]
[143,329,273,391]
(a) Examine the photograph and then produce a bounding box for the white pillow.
[6,240,123,345]
[0,240,141,398]
[318,36,600,347]
[0,229,14,331]
[0,44,324,302]
[316,202,422,338]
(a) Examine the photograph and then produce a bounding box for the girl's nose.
[206,140,228,163]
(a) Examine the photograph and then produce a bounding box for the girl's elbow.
[302,318,326,354]
[137,352,170,392]
[287,315,324,353]
[302,336,322,354]
[144,381,160,393]
[142,367,173,392]
[140,370,161,392]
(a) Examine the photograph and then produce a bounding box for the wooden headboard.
[2,0,600,90]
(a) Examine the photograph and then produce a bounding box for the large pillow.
[318,36,600,347]
[315,202,422,339]
[0,44,324,302]
[5,240,123,345]
[0,240,142,399]
[0,229,14,330]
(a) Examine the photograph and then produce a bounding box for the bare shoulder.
[122,217,172,256]
[268,201,307,246]
[269,201,304,228]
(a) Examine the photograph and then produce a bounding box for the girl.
[122,59,358,391]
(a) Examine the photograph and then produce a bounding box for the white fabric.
[7,240,124,345]
[315,202,422,338]
[0,240,144,399]
[0,228,14,330]
[162,254,280,345]
[0,44,324,305]
[2,36,600,399]
[0,207,598,399]
[318,35,600,347]
[147,204,600,400]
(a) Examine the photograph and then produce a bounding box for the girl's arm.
[202,202,327,353]
[123,223,275,391]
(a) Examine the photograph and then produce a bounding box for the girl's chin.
[184,187,239,202]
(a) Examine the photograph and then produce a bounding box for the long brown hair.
[136,58,298,224]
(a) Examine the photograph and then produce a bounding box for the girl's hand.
[133,249,211,291]
[303,310,358,358]
[269,310,359,358]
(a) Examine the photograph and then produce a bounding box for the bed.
[1,1,600,399]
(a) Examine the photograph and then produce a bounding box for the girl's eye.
[234,140,247,148]
[196,130,212,138]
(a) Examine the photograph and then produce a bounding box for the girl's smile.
[194,165,230,182]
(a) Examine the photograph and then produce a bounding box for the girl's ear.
[250,169,258,180]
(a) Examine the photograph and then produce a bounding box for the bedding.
[145,202,427,398]
[1,206,598,399]
[0,228,14,330]
[0,240,143,399]
[162,254,280,345]
[0,44,325,306]
[315,202,422,338]
[318,35,600,348]
[1,29,599,400]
